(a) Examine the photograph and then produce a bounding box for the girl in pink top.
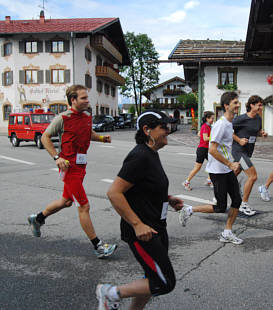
[183,111,215,191]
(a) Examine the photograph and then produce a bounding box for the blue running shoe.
[27,214,43,237]
[94,241,118,259]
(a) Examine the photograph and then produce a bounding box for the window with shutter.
[3,43,12,56]
[25,70,38,84]
[52,41,64,53]
[3,71,13,86]
[3,105,12,120]
[25,41,38,53]
[51,69,64,84]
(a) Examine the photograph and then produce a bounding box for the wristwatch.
[53,155,60,161]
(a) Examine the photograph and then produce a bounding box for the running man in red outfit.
[27,85,117,259]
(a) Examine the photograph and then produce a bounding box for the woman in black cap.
[96,110,184,310]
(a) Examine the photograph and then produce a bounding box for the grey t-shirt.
[232,113,262,157]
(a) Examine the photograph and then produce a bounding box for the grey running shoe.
[96,284,120,310]
[219,232,243,245]
[239,202,256,216]
[94,241,118,259]
[179,207,192,227]
[27,214,43,237]
[258,184,270,202]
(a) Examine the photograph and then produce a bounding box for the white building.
[0,12,129,131]
[168,39,273,134]
[143,76,190,120]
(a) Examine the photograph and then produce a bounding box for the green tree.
[120,32,160,116]
[128,105,136,115]
[177,93,198,110]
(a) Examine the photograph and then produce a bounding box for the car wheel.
[36,135,44,149]
[11,134,20,147]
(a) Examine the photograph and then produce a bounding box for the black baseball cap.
[136,109,174,131]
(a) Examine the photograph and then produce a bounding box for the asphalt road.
[1,128,273,310]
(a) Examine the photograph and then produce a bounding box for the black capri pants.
[209,171,242,213]
[128,230,176,297]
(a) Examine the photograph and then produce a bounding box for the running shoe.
[258,184,270,202]
[94,241,118,259]
[239,202,256,216]
[182,180,192,191]
[27,214,43,237]
[96,284,120,310]
[179,207,192,227]
[219,231,243,245]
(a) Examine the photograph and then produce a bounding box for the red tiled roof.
[0,17,117,34]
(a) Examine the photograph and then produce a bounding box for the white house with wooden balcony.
[168,39,273,134]
[0,12,129,131]
[143,76,190,120]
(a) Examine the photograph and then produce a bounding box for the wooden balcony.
[91,35,122,64]
[163,88,184,96]
[96,66,125,86]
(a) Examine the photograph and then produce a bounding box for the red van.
[8,109,56,149]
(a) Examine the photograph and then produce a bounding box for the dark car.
[119,113,135,128]
[114,116,125,129]
[92,115,115,132]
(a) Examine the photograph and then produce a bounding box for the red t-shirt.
[198,123,211,148]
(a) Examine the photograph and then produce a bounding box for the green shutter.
[38,70,44,84]
[46,70,51,83]
[64,40,70,52]
[64,70,70,83]
[19,70,25,84]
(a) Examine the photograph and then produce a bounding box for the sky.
[0,0,252,83]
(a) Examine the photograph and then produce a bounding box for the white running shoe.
[179,207,192,227]
[182,180,192,191]
[239,202,256,216]
[258,184,270,202]
[96,284,120,310]
[219,231,243,245]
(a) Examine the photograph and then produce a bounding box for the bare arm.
[41,132,69,171]
[107,176,157,241]
[209,142,240,174]
[233,133,248,146]
[91,129,111,143]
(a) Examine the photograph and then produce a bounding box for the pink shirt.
[198,123,211,148]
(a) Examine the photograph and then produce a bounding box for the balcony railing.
[91,35,122,64]
[96,66,125,86]
[163,88,184,96]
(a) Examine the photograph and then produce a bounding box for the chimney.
[5,16,11,24]
[40,10,45,24]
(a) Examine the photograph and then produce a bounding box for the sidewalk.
[170,124,273,161]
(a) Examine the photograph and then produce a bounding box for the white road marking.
[51,168,59,171]
[0,155,36,165]
[101,178,114,183]
[174,193,214,205]
[177,152,195,156]
[99,145,114,148]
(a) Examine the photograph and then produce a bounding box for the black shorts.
[209,171,242,212]
[196,147,208,164]
[128,231,176,297]
[232,151,253,170]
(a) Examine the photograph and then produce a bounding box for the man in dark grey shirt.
[232,95,267,216]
